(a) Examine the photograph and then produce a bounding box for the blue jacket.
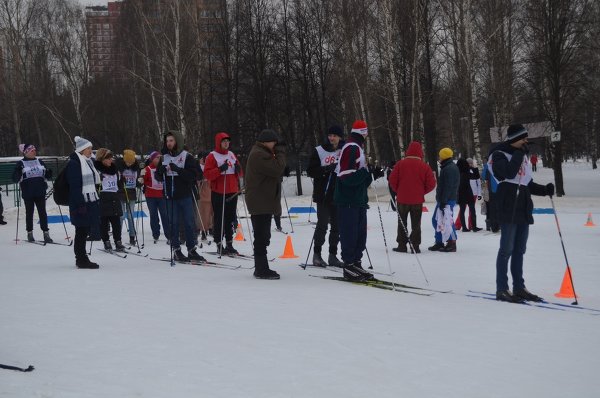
[66,152,100,228]
[12,158,51,200]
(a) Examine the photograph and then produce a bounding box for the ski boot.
[187,246,206,262]
[43,231,53,244]
[496,290,525,303]
[514,288,544,302]
[428,242,445,251]
[27,231,35,242]
[114,241,126,252]
[312,252,328,267]
[327,254,344,268]
[173,248,188,262]
[103,241,113,251]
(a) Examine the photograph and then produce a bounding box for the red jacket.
[143,164,164,198]
[388,141,436,205]
[204,132,243,194]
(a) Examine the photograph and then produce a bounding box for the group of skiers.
[7,121,554,300]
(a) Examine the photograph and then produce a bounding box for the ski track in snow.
[1,162,599,397]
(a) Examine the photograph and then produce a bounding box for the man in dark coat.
[66,136,101,269]
[490,124,554,303]
[245,129,287,279]
[155,130,205,262]
[428,148,459,252]
[306,125,344,267]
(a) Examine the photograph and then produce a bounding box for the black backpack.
[53,166,70,206]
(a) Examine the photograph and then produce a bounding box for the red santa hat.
[350,120,368,137]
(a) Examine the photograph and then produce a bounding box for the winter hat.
[19,144,36,155]
[257,129,279,143]
[74,136,92,153]
[327,125,344,137]
[123,149,136,165]
[148,151,160,162]
[506,124,528,143]
[350,120,368,137]
[95,148,113,162]
[439,147,453,161]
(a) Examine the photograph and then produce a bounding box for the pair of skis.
[310,275,451,296]
[466,290,600,315]
[150,257,246,270]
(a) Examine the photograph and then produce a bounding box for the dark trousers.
[337,206,367,265]
[313,202,339,255]
[459,202,477,230]
[496,223,529,291]
[0,193,4,220]
[251,214,272,273]
[147,197,169,239]
[273,214,282,229]
[211,192,238,244]
[101,215,122,243]
[487,192,500,232]
[25,196,48,232]
[74,226,90,261]
[396,203,423,246]
[166,196,197,250]
[532,164,537,172]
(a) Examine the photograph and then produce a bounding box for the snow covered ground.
[1,162,599,398]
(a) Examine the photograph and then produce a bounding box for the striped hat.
[350,120,368,137]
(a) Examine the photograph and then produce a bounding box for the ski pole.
[124,187,142,253]
[14,196,20,244]
[549,196,579,305]
[239,189,254,249]
[302,171,334,269]
[365,246,374,269]
[57,204,72,244]
[395,198,430,285]
[371,179,396,290]
[170,174,175,266]
[138,189,145,247]
[218,172,227,258]
[281,179,294,233]
[190,185,211,247]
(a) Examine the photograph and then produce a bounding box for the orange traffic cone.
[234,224,245,241]
[584,213,596,227]
[555,267,577,299]
[279,235,299,259]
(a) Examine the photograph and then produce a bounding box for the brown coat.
[245,143,286,215]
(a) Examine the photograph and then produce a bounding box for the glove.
[169,163,181,172]
[137,177,144,185]
[546,183,555,197]
[477,196,482,200]
[371,166,385,180]
[234,163,241,174]
[218,163,229,172]
[521,143,530,154]
[323,163,336,175]
[439,203,447,213]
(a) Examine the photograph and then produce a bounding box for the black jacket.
[116,158,140,203]
[490,142,548,224]
[155,131,197,200]
[306,140,342,204]
[95,161,124,218]
[12,157,52,200]
[436,159,459,205]
[456,158,477,204]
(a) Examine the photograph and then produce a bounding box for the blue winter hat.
[506,124,528,143]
